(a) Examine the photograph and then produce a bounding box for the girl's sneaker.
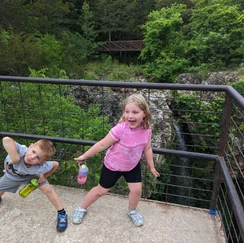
[128,209,144,227]
[72,206,87,224]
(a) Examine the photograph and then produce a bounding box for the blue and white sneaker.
[56,214,68,232]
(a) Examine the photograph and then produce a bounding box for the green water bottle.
[19,178,39,198]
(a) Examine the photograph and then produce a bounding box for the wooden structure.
[98,40,144,52]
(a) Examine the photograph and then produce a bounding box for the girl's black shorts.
[99,162,142,189]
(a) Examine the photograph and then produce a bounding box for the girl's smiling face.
[124,102,146,129]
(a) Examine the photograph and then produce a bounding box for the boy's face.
[24,143,46,165]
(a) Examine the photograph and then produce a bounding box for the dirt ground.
[0,185,226,243]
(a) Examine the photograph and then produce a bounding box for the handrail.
[2,75,243,109]
[218,156,244,241]
[0,132,217,161]
[0,75,228,90]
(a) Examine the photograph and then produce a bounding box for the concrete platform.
[0,185,225,243]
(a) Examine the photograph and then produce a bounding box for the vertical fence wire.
[0,78,243,242]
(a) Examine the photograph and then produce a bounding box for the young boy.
[0,136,68,232]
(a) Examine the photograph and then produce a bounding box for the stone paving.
[0,185,225,243]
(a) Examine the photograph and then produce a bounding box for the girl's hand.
[150,167,160,178]
[74,155,86,163]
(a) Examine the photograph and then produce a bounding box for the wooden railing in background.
[98,40,144,52]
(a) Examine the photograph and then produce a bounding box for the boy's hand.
[38,174,46,184]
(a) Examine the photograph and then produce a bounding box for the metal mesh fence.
[0,77,243,242]
[219,99,244,243]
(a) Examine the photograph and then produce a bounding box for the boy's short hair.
[34,139,56,161]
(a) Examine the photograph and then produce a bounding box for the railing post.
[209,159,221,215]
[210,93,232,214]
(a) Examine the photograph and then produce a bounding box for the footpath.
[0,185,225,243]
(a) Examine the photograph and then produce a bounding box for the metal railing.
[0,76,243,242]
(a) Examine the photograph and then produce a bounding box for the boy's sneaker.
[72,206,87,224]
[128,209,144,227]
[56,214,68,232]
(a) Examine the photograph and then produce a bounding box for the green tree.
[36,34,62,69]
[154,0,196,9]
[0,69,112,187]
[80,2,97,42]
[0,0,70,37]
[0,29,41,76]
[124,0,156,39]
[91,0,126,41]
[60,31,94,77]
[172,91,224,154]
[186,0,244,70]
[140,3,189,82]
[0,68,111,140]
[0,29,63,76]
[90,0,148,41]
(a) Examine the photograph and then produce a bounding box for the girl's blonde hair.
[118,94,152,129]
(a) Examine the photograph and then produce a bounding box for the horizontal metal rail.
[0,75,228,90]
[2,75,243,109]
[0,132,217,161]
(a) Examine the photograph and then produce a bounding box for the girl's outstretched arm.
[143,137,160,178]
[74,133,116,162]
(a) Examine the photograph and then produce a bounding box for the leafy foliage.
[0,0,243,81]
[0,69,112,182]
[172,91,224,153]
[82,55,143,81]
[141,1,244,82]
[231,78,244,96]
[186,0,244,69]
[140,3,189,82]
[0,29,64,76]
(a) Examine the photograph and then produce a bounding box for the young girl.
[72,94,160,227]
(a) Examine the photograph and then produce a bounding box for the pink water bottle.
[77,162,89,184]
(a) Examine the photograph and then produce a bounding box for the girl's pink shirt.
[104,121,152,171]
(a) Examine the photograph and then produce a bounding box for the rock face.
[70,87,172,141]
[177,71,239,85]
[69,71,241,168]
[70,86,172,167]
[177,71,243,177]
[73,70,240,133]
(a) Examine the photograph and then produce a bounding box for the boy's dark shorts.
[0,174,48,193]
[99,162,141,189]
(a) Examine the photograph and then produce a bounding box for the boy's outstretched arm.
[2,136,20,164]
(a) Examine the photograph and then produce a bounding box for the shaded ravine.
[169,121,193,205]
